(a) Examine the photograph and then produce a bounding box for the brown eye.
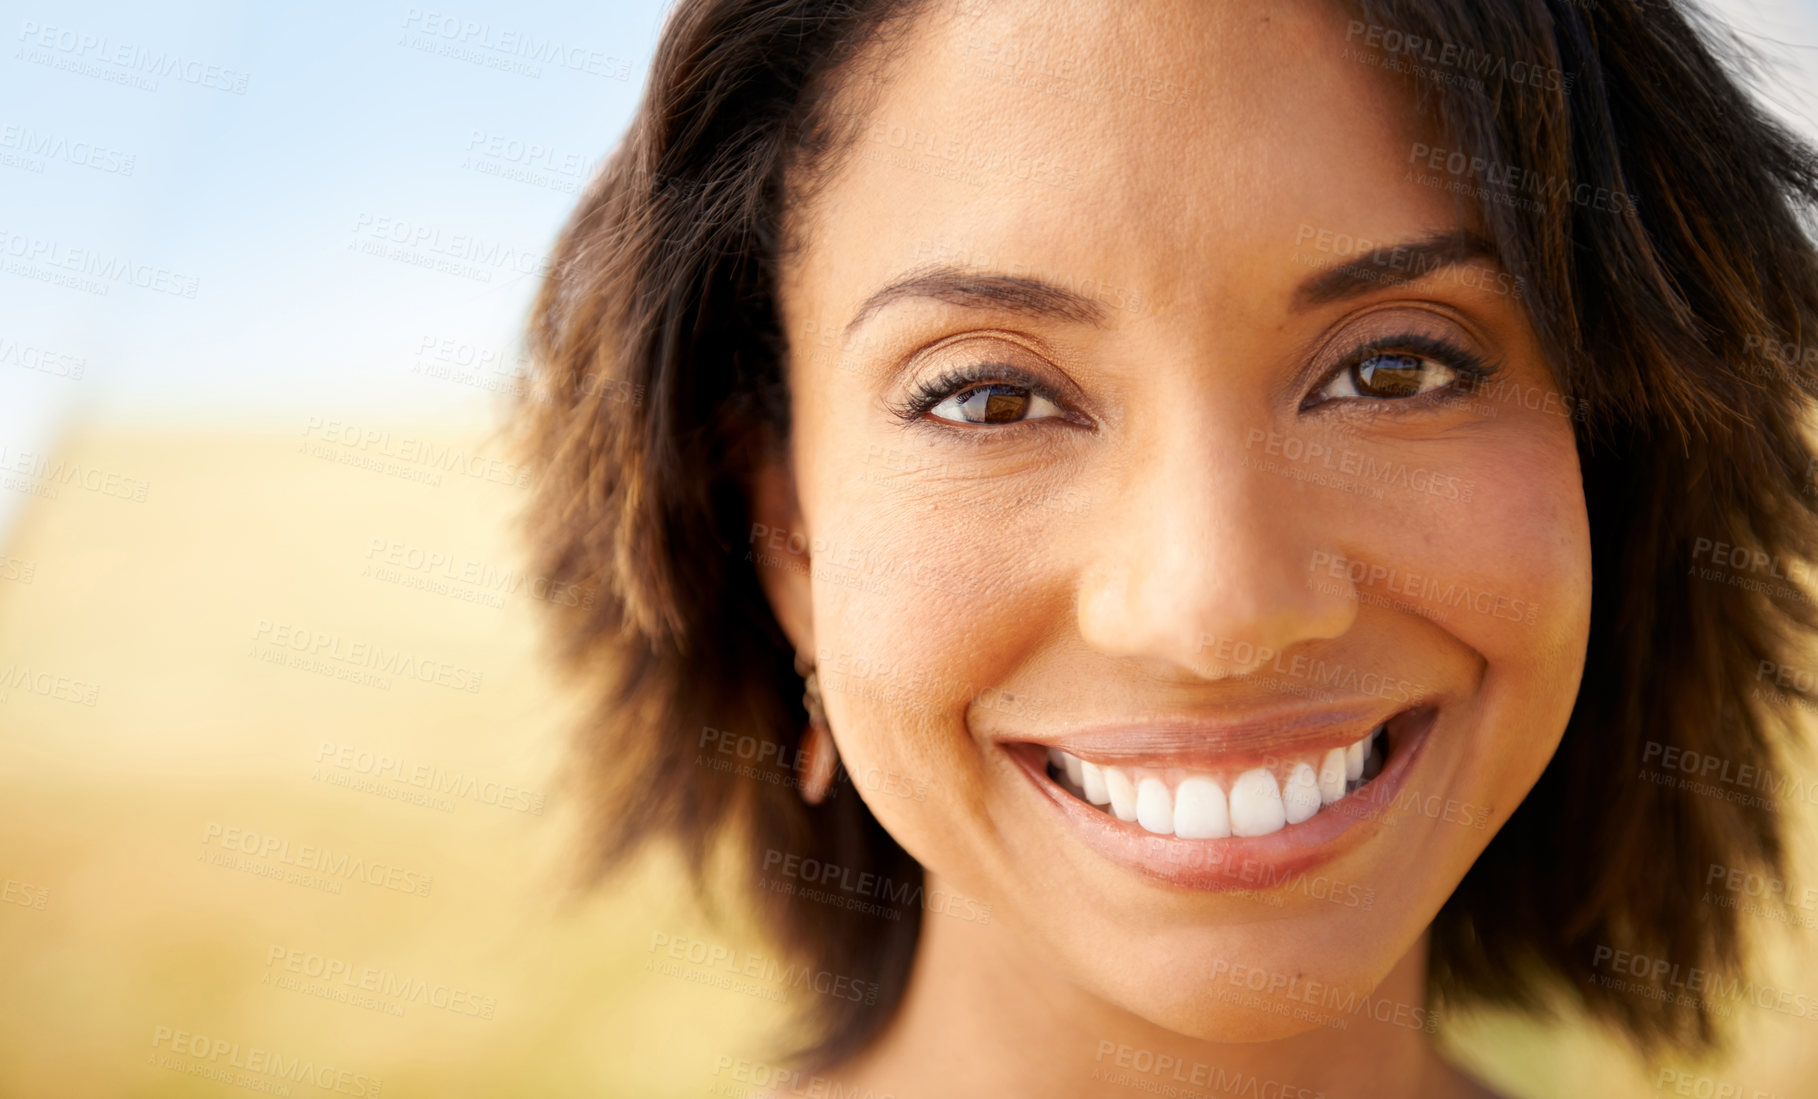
[929,384,1064,425]
[1355,354,1426,397]
[1317,351,1459,402]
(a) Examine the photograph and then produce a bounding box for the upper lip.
[997,701,1410,768]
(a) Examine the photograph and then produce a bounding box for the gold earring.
[797,659,838,805]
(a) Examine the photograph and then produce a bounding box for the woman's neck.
[828,874,1500,1099]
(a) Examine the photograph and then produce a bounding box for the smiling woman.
[513,0,1818,1095]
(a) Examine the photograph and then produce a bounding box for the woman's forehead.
[784,0,1460,327]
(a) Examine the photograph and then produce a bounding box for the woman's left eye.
[929,384,1068,425]
[1315,351,1461,402]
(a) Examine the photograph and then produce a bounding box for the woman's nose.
[1074,420,1358,676]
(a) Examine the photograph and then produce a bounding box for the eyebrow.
[840,231,1500,340]
[1294,229,1501,309]
[843,265,1110,342]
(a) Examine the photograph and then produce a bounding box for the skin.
[750,1,1592,1095]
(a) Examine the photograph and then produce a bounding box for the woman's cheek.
[808,477,1057,843]
[1444,419,1590,684]
[1351,413,1585,658]
[1405,423,1588,800]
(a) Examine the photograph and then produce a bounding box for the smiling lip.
[1024,703,1396,771]
[1003,705,1439,891]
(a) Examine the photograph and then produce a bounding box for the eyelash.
[889,362,1074,428]
[889,333,1503,429]
[1304,333,1503,411]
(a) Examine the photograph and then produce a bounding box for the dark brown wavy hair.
[513,0,1818,1071]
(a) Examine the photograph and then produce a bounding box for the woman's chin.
[1066,944,1407,1045]
[1104,989,1380,1046]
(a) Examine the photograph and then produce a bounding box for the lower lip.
[1006,708,1439,892]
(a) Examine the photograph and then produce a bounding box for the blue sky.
[1,0,661,440]
[5,0,1818,534]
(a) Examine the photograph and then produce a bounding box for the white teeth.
[1135,777,1173,834]
[1349,724,1386,782]
[1318,748,1348,805]
[1173,777,1230,838]
[1103,766,1139,822]
[1079,760,1111,805]
[1282,762,1321,824]
[1228,768,1287,836]
[1049,723,1394,836]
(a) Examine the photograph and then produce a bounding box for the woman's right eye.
[928,383,1068,425]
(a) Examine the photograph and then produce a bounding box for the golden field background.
[1,421,1816,1097]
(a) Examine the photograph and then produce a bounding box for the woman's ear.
[749,452,816,658]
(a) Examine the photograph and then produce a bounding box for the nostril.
[1076,547,1357,676]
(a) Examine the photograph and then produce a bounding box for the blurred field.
[0,422,1815,1097]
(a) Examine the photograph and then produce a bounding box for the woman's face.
[758,0,1591,1041]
